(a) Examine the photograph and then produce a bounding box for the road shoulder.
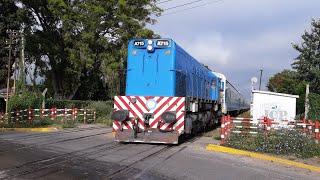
[206,144,320,173]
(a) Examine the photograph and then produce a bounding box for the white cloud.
[149,0,320,99]
[181,34,231,67]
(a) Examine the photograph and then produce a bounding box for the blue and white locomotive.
[111,39,248,144]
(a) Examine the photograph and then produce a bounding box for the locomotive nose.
[111,110,129,122]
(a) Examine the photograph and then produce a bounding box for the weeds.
[225,129,320,158]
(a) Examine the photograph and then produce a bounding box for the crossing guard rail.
[220,116,320,144]
[0,108,96,126]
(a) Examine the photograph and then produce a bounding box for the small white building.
[251,90,299,123]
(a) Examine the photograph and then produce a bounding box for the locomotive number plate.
[134,40,145,47]
[156,40,170,47]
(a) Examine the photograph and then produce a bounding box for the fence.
[220,115,320,144]
[0,108,96,127]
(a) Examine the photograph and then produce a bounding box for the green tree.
[0,0,27,89]
[18,0,161,99]
[292,19,320,94]
[267,70,304,94]
[267,70,306,115]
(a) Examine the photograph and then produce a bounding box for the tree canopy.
[0,0,27,89]
[0,0,161,100]
[268,19,320,116]
[267,70,305,95]
[292,19,320,94]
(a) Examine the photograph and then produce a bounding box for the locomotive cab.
[126,39,176,97]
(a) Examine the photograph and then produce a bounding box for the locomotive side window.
[212,80,216,88]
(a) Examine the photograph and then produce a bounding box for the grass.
[224,129,320,158]
[95,117,113,127]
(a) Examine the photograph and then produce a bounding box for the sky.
[149,0,320,99]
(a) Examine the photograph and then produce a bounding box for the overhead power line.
[156,0,175,4]
[161,0,223,16]
[164,0,204,11]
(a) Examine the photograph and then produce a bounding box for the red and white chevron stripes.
[113,96,185,134]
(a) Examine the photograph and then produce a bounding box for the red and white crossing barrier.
[4,108,96,125]
[220,115,320,144]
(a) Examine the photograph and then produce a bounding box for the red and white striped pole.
[267,117,271,131]
[84,108,87,124]
[28,108,32,124]
[40,108,44,119]
[54,107,57,120]
[303,118,307,134]
[263,117,267,135]
[314,121,319,142]
[16,109,20,124]
[227,115,231,135]
[220,116,226,144]
[50,108,54,121]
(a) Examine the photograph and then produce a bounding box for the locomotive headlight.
[147,45,153,52]
[111,110,129,121]
[161,111,176,123]
[147,39,153,45]
[146,99,157,110]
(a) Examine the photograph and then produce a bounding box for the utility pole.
[19,30,26,91]
[5,31,13,115]
[5,29,19,115]
[259,69,263,91]
[304,84,310,120]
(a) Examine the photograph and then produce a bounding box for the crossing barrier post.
[303,119,307,134]
[40,108,44,120]
[220,116,225,145]
[84,108,87,124]
[28,108,32,125]
[93,111,96,123]
[50,108,54,121]
[15,109,20,126]
[314,121,319,143]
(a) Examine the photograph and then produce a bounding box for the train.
[111,39,249,144]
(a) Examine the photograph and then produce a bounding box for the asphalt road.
[0,125,319,180]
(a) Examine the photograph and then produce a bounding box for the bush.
[6,97,114,127]
[61,119,76,128]
[86,101,113,126]
[45,99,91,109]
[225,130,320,158]
[8,92,43,112]
[86,101,113,119]
[3,117,54,128]
[308,93,320,121]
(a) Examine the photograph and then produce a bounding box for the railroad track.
[0,129,112,153]
[106,136,200,179]
[0,125,107,140]
[0,130,202,179]
[0,141,123,179]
